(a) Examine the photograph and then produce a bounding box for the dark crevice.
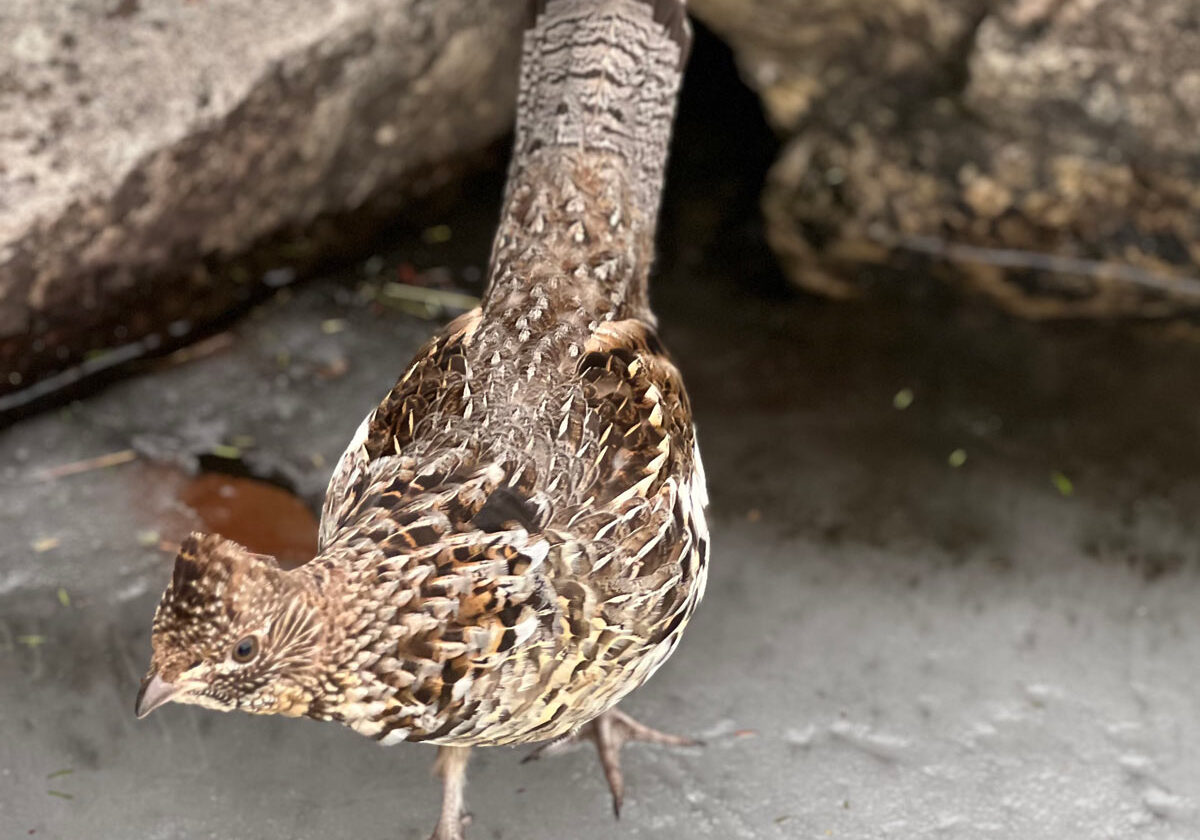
[940,6,992,100]
[658,18,786,301]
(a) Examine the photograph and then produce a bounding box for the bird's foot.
[428,812,471,840]
[523,707,700,817]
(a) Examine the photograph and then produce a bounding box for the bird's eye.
[232,635,259,663]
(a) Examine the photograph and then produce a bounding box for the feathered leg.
[430,746,472,840]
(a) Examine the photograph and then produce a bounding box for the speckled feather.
[143,0,706,765]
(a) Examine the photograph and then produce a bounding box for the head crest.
[170,532,279,586]
[161,533,281,625]
[141,533,321,717]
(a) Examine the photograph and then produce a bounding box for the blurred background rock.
[1,0,524,400]
[694,0,1200,318]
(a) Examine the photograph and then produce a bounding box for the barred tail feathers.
[517,0,690,227]
[482,1,690,326]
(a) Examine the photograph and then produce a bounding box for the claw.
[524,707,700,818]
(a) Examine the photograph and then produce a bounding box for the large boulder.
[0,0,524,397]
[694,0,1200,317]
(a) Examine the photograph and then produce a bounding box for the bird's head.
[136,532,326,720]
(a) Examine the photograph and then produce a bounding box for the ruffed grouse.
[136,1,709,837]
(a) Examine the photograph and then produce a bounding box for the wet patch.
[177,472,318,570]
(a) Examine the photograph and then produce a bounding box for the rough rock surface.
[693,0,1200,317]
[689,0,990,133]
[0,0,524,394]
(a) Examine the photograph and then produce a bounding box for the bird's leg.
[524,707,699,817]
[429,746,472,840]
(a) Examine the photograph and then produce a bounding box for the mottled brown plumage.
[137,2,706,838]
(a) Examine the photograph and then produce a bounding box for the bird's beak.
[135,673,183,719]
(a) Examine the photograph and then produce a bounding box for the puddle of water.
[177,473,318,569]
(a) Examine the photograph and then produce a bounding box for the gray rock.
[694,0,1200,318]
[0,0,523,393]
[690,0,990,133]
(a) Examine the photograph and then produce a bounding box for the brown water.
[177,473,318,569]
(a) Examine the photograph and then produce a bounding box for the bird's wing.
[319,308,483,551]
[546,318,710,664]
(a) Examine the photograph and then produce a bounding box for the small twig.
[32,449,137,481]
[878,231,1200,300]
[380,282,480,317]
[160,331,236,367]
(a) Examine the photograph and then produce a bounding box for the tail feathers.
[516,0,690,224]
[482,0,691,326]
[528,0,691,66]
